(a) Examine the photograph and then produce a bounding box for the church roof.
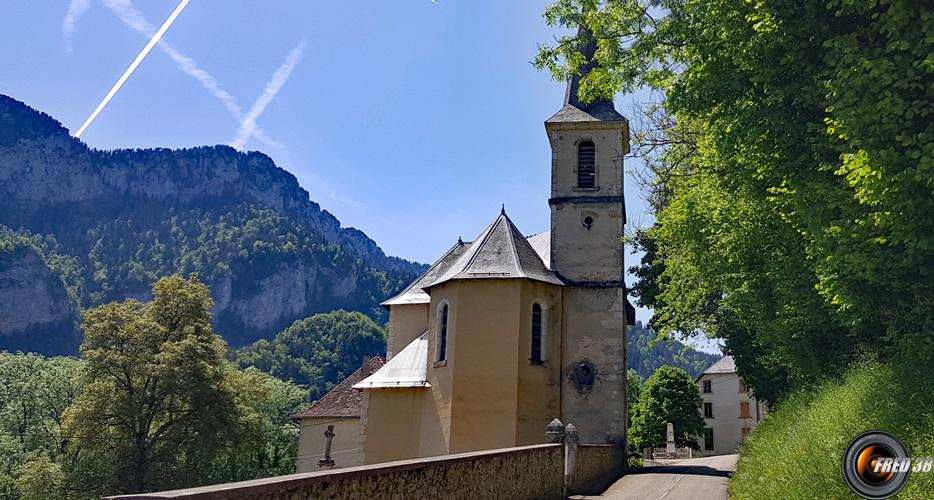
[526,231,551,269]
[354,331,430,389]
[291,356,385,420]
[381,240,473,306]
[545,29,625,124]
[426,211,563,289]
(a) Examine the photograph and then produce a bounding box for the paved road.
[581,454,737,500]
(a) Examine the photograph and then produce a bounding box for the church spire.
[547,26,624,123]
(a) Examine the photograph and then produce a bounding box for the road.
[579,454,738,500]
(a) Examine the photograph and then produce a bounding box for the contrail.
[74,0,190,138]
[63,0,91,51]
[102,0,285,154]
[230,40,306,150]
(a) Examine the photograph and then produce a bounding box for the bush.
[731,359,934,499]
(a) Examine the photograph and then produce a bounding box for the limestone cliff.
[0,95,423,352]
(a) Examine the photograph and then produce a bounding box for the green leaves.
[629,366,706,451]
[539,0,933,401]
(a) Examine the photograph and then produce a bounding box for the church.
[300,33,635,467]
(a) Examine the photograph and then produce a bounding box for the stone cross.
[666,422,676,455]
[318,424,336,467]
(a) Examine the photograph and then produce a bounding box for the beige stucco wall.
[385,303,428,359]
[296,417,361,472]
[695,372,765,457]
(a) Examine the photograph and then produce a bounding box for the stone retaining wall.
[106,444,565,500]
[570,444,628,495]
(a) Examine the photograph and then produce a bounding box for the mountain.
[0,95,425,353]
[627,321,721,380]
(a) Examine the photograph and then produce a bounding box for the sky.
[0,1,720,352]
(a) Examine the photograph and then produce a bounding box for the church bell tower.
[546,31,630,444]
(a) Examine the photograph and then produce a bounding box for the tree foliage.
[629,366,706,451]
[232,310,387,400]
[537,0,933,401]
[0,276,308,498]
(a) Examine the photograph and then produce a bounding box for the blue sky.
[0,1,702,337]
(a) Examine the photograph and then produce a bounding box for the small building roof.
[427,211,563,289]
[354,331,430,389]
[291,356,385,420]
[700,355,736,376]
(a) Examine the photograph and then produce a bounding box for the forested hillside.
[0,95,424,353]
[626,321,719,380]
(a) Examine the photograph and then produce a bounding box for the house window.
[530,303,543,364]
[437,303,449,363]
[577,140,596,188]
[704,428,714,451]
[702,379,712,393]
[740,401,751,419]
[704,402,713,418]
[741,427,751,440]
[739,380,748,393]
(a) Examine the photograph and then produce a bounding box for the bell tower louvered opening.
[577,140,596,188]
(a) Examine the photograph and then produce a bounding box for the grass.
[730,358,934,499]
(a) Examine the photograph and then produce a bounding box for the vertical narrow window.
[704,428,714,450]
[530,303,543,364]
[577,140,596,188]
[740,401,750,419]
[704,402,713,419]
[702,379,712,393]
[741,427,751,440]
[437,304,448,362]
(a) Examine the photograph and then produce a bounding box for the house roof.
[701,355,736,376]
[353,331,430,389]
[426,210,563,289]
[291,356,385,420]
[545,29,625,124]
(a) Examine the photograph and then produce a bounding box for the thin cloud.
[100,0,285,156]
[75,0,190,138]
[63,0,91,51]
[230,40,306,150]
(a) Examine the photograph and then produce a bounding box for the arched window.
[437,303,449,362]
[577,140,596,188]
[530,303,543,364]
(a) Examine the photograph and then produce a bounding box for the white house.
[695,355,766,456]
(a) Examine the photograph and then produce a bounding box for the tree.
[232,310,386,399]
[62,275,238,495]
[536,0,933,402]
[629,366,705,451]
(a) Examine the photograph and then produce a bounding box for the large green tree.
[629,366,706,451]
[537,0,933,401]
[62,275,238,495]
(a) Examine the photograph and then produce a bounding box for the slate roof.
[427,211,563,288]
[354,331,431,389]
[546,30,625,124]
[701,355,736,376]
[291,356,385,420]
[381,240,473,306]
[526,231,551,269]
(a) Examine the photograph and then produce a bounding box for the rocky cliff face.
[0,244,79,353]
[0,95,423,352]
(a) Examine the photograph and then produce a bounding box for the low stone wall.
[106,444,565,500]
[569,444,627,495]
